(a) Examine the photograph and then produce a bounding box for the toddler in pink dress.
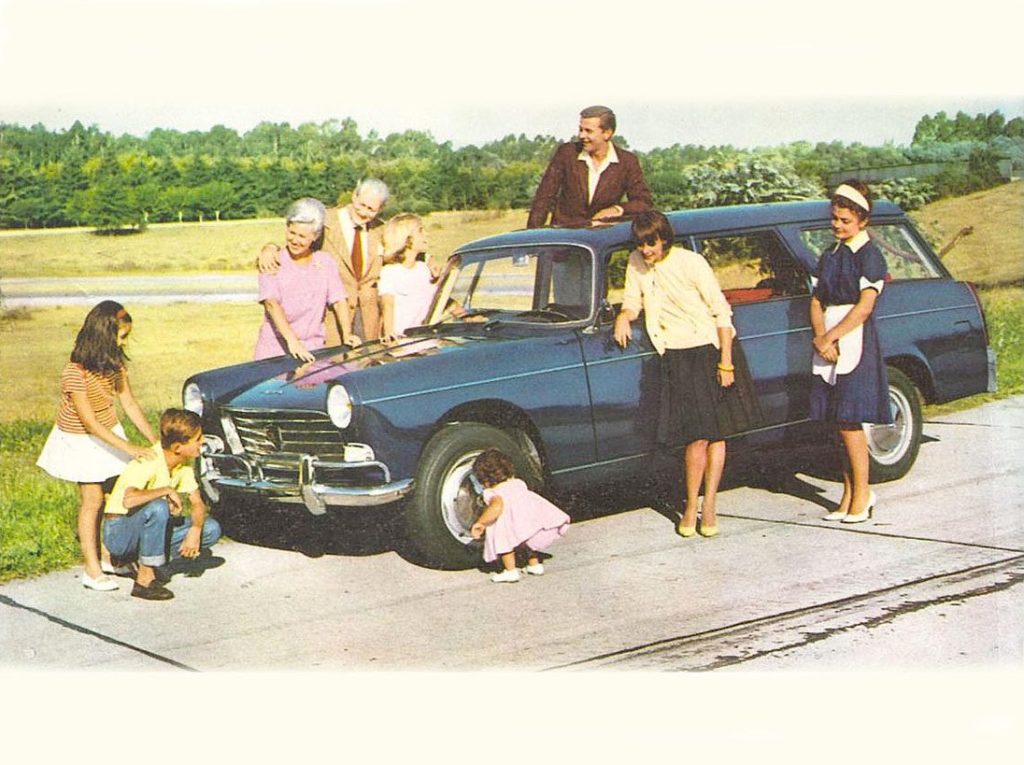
[470,449,570,583]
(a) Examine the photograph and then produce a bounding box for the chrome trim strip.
[549,420,812,475]
[363,361,588,404]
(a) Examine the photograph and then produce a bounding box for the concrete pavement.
[1,397,1022,672]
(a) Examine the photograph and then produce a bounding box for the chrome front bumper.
[200,451,414,515]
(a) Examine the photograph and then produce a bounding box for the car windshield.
[427,245,594,324]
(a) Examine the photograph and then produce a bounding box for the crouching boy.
[102,408,222,601]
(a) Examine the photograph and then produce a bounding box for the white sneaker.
[524,563,545,576]
[81,572,119,591]
[101,560,135,575]
[490,568,521,583]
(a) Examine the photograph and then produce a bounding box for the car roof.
[455,199,905,253]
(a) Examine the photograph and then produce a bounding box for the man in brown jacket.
[258,178,389,343]
[527,105,653,229]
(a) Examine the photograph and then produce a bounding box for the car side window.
[800,224,941,281]
[605,247,632,309]
[696,231,810,304]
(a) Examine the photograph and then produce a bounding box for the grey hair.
[355,177,390,204]
[285,197,327,234]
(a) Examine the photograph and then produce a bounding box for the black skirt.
[656,342,764,446]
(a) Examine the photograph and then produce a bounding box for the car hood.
[197,327,554,410]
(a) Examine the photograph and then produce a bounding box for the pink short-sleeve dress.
[481,478,570,562]
[254,249,347,360]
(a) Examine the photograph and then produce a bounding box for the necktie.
[351,226,363,279]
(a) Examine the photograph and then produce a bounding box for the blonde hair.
[382,213,424,265]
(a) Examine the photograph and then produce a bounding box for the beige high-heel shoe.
[676,518,696,538]
[698,523,719,538]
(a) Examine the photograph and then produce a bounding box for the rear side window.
[606,232,809,307]
[696,231,810,304]
[801,223,941,281]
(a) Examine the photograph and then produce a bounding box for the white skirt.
[36,423,131,484]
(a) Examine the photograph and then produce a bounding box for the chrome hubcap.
[866,385,912,466]
[439,451,484,544]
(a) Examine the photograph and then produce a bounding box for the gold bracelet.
[717,363,735,372]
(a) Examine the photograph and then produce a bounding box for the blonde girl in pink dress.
[470,449,570,583]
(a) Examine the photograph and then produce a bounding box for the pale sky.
[2,0,1022,149]
[2,0,1023,751]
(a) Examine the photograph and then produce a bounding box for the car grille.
[224,409,344,458]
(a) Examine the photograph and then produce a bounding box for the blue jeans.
[168,513,222,560]
[104,499,170,567]
[103,499,222,567]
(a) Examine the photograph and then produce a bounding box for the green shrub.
[873,178,937,210]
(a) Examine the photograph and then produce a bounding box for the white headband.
[832,184,870,214]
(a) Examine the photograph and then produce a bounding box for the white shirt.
[379,261,437,335]
[577,142,619,204]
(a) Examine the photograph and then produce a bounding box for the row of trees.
[1,110,1020,231]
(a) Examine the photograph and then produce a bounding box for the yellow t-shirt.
[103,442,198,515]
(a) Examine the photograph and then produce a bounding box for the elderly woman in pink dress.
[254,197,359,362]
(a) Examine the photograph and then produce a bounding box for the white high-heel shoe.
[841,491,876,524]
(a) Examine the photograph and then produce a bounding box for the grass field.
[1,189,1021,582]
[910,181,1024,286]
[0,208,527,278]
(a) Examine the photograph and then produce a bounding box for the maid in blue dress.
[810,180,891,524]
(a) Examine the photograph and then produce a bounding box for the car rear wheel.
[405,422,542,569]
[866,367,923,482]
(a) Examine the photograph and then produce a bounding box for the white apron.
[813,304,863,385]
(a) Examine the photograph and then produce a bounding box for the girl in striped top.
[36,301,158,591]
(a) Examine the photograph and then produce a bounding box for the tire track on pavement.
[550,555,1024,671]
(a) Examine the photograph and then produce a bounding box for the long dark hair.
[70,301,131,385]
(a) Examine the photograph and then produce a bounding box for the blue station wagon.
[183,200,996,568]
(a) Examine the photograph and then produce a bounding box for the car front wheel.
[866,367,923,482]
[405,422,542,569]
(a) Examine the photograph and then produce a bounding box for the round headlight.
[183,382,204,416]
[327,385,353,429]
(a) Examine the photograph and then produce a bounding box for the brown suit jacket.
[527,141,653,228]
[322,205,384,342]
